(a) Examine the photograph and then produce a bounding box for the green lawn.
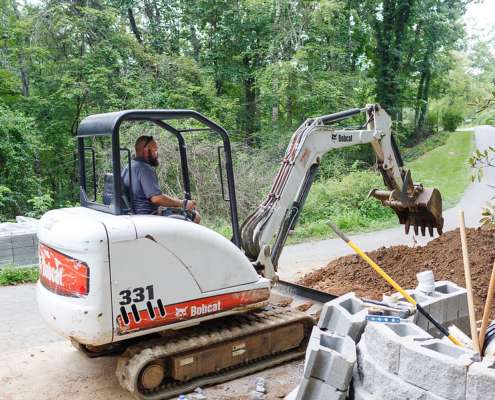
[407,131,474,209]
[290,130,474,242]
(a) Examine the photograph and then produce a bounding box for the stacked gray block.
[466,359,495,399]
[355,341,431,400]
[399,338,474,399]
[318,292,368,341]
[361,321,432,374]
[384,281,469,337]
[294,327,356,400]
[0,219,39,267]
[356,318,477,400]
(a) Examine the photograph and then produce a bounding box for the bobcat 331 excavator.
[37,104,443,399]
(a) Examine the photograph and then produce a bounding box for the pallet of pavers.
[0,217,39,268]
[286,279,495,400]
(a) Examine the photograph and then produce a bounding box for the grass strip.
[0,265,38,285]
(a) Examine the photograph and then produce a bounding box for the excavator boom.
[241,104,444,277]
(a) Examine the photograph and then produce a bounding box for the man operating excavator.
[122,135,201,223]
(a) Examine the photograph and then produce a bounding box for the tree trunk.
[189,24,200,62]
[11,0,29,97]
[243,57,258,146]
[127,7,143,44]
[374,0,414,118]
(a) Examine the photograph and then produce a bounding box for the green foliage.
[0,266,39,286]
[441,109,464,132]
[0,0,479,231]
[294,169,394,237]
[26,193,54,219]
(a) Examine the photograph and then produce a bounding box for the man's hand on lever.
[150,194,201,224]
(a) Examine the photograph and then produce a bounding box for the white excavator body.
[37,206,270,346]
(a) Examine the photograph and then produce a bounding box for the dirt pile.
[298,227,495,319]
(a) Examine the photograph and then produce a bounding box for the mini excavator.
[36,104,443,399]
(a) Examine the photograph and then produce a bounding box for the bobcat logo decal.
[175,306,188,319]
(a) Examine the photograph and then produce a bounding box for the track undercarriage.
[115,305,313,399]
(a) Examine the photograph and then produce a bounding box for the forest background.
[1,0,494,239]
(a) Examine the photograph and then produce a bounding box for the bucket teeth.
[370,185,443,237]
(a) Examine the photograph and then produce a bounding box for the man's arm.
[150,195,197,211]
[149,194,182,208]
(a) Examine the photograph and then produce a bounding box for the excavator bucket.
[369,186,444,236]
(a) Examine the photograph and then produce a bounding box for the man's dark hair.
[135,135,154,153]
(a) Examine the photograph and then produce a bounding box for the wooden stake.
[479,258,495,353]
[459,210,481,355]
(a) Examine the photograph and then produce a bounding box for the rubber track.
[116,305,313,400]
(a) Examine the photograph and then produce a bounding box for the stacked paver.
[0,218,39,267]
[286,280,495,400]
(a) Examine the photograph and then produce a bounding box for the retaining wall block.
[303,330,356,391]
[356,341,428,400]
[0,239,13,251]
[433,281,467,322]
[352,383,380,400]
[386,281,468,337]
[362,321,432,374]
[466,359,495,400]
[398,338,474,400]
[295,377,346,400]
[304,326,324,368]
[318,292,367,341]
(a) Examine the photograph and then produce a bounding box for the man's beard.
[147,150,159,167]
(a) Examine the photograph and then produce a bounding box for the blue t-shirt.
[122,158,161,214]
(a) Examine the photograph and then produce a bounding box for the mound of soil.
[298,227,495,319]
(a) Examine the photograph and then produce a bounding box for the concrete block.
[12,246,36,257]
[0,248,13,257]
[304,326,324,368]
[432,281,469,335]
[466,359,495,400]
[352,383,380,400]
[398,338,474,400]
[295,377,346,400]
[424,393,449,400]
[0,235,12,245]
[356,341,427,400]
[362,322,431,374]
[304,331,356,391]
[11,238,36,249]
[12,256,37,266]
[318,292,367,341]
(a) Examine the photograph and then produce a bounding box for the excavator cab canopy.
[76,110,242,247]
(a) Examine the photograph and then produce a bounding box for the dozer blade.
[369,187,444,236]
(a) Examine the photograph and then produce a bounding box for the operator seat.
[102,173,132,213]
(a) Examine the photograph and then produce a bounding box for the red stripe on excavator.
[116,288,270,335]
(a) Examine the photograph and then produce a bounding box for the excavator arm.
[240,104,444,279]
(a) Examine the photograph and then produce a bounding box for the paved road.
[278,125,495,281]
[0,125,493,399]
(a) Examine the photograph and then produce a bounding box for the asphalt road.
[0,125,493,399]
[279,125,495,281]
